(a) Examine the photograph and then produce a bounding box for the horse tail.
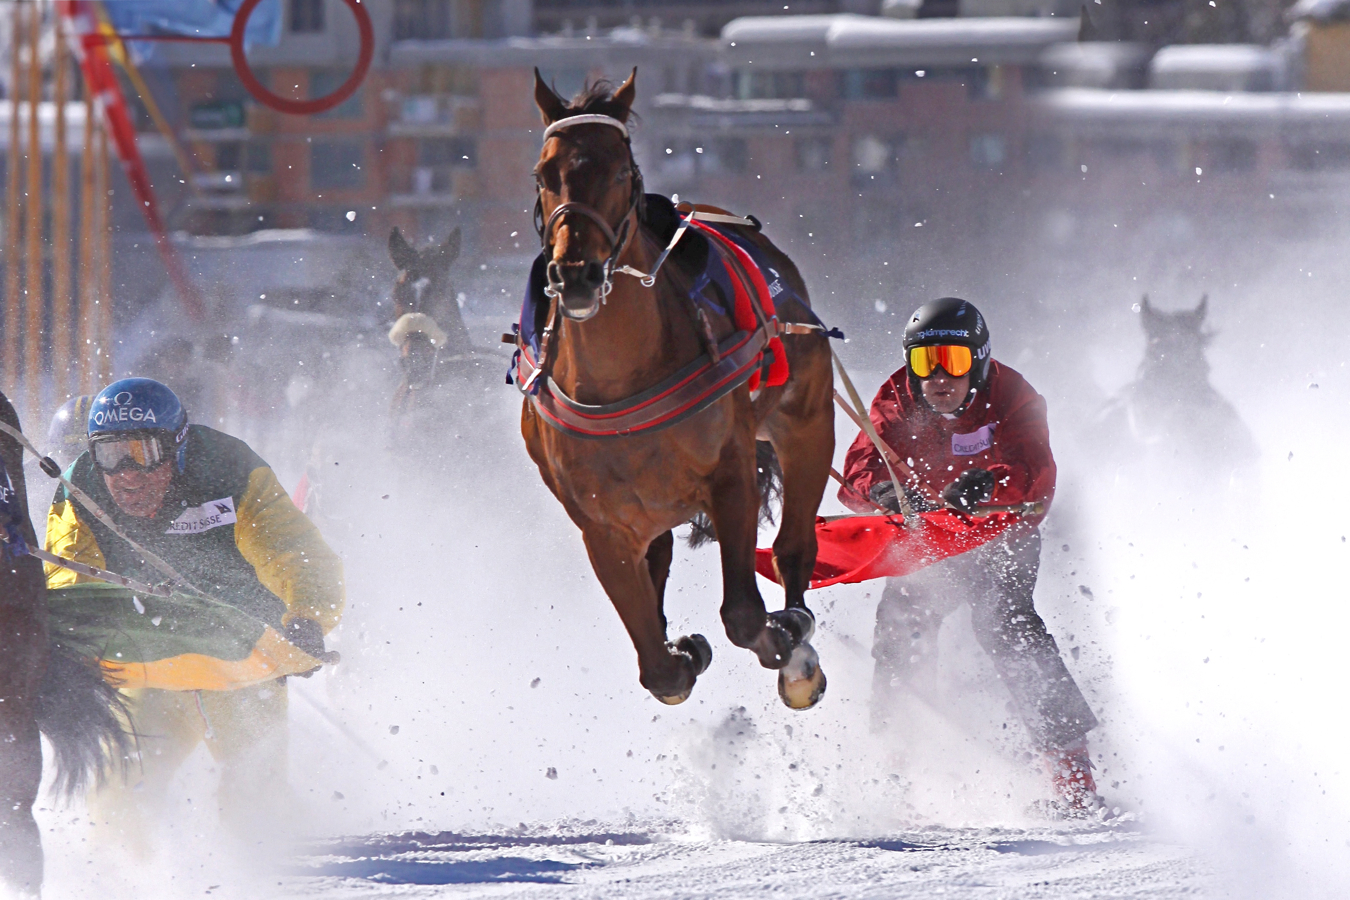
[34,635,130,799]
[687,440,783,548]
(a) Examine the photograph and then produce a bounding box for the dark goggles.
[908,344,973,379]
[91,435,172,473]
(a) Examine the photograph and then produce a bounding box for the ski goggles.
[91,435,171,474]
[908,344,973,379]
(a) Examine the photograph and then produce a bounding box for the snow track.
[288,822,1208,898]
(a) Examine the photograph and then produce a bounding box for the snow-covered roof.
[390,31,714,69]
[1034,87,1350,137]
[722,14,1077,69]
[649,93,834,130]
[1149,45,1284,92]
[1288,0,1350,22]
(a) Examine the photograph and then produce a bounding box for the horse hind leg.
[761,341,835,709]
[706,437,804,672]
[584,526,709,704]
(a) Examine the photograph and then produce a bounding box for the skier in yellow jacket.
[44,377,344,850]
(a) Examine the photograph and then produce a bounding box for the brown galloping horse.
[519,71,834,708]
[0,391,129,893]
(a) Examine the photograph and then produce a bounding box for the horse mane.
[561,79,641,125]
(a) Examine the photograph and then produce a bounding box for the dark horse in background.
[385,226,509,462]
[1096,294,1258,487]
[520,71,834,708]
[0,391,127,893]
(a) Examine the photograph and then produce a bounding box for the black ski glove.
[869,481,902,513]
[285,618,327,677]
[941,468,996,512]
[870,481,936,513]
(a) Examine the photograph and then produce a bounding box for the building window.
[796,137,831,172]
[246,142,272,175]
[311,140,365,190]
[735,71,804,100]
[394,0,454,40]
[970,134,1007,170]
[290,0,324,33]
[703,138,748,175]
[216,142,243,171]
[843,69,898,100]
[312,70,363,119]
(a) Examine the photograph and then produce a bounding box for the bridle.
[533,114,647,322]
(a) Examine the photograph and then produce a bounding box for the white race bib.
[165,496,237,535]
[952,423,995,456]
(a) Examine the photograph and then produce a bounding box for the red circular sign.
[230,0,374,115]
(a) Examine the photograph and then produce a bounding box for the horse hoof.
[653,688,692,706]
[753,619,795,669]
[777,642,827,710]
[768,607,815,644]
[673,634,713,676]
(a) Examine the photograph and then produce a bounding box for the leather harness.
[511,113,820,440]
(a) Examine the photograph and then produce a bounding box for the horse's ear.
[612,68,637,122]
[439,227,461,266]
[1194,293,1208,321]
[1139,294,1152,316]
[389,227,418,272]
[534,68,568,126]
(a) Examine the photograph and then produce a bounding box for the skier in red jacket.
[840,297,1101,814]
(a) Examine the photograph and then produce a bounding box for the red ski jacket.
[839,360,1055,520]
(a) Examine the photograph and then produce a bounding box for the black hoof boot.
[673,634,713,676]
[768,608,815,645]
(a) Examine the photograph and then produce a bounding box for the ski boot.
[1046,739,1103,817]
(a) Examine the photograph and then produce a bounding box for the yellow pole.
[23,0,42,416]
[76,90,93,394]
[3,2,24,395]
[96,117,111,384]
[51,10,71,401]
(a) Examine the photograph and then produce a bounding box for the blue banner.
[102,0,281,50]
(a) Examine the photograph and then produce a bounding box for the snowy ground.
[286,821,1207,898]
[24,218,1350,899]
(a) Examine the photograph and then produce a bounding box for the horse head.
[389,226,461,322]
[532,68,643,321]
[387,226,471,368]
[1137,293,1213,384]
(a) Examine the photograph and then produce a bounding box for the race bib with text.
[166,496,237,535]
[952,423,995,456]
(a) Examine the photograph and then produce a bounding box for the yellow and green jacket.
[45,424,344,638]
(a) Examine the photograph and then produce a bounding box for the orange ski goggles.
[908,344,973,379]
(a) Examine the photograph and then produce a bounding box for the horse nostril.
[582,261,605,288]
[547,260,563,285]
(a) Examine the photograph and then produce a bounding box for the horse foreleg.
[708,443,795,670]
[583,526,709,704]
[646,530,674,624]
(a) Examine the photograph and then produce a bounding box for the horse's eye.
[615,168,630,184]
